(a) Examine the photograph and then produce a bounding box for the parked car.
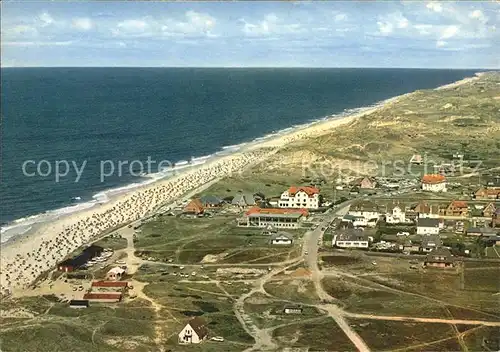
[211,336,224,342]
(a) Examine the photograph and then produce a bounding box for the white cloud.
[335,13,347,22]
[115,19,149,34]
[111,11,217,38]
[375,13,410,35]
[241,13,302,36]
[72,18,93,31]
[469,10,488,24]
[162,11,216,36]
[38,12,54,27]
[377,21,393,35]
[440,25,459,39]
[426,2,443,13]
[436,40,447,47]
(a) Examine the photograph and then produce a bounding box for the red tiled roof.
[184,199,204,214]
[422,174,446,184]
[83,293,122,300]
[288,186,320,197]
[451,200,468,208]
[245,207,309,217]
[92,281,128,287]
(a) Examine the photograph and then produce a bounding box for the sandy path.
[236,260,305,352]
[117,223,179,349]
[302,203,371,351]
[343,312,500,326]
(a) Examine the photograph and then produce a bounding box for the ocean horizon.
[0,67,480,242]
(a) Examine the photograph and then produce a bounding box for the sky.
[1,1,499,68]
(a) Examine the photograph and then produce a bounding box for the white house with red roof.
[278,186,320,209]
[421,174,447,192]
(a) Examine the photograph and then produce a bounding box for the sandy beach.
[0,75,478,295]
[434,72,484,91]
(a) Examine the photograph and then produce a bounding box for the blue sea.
[0,68,479,242]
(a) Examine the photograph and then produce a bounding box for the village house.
[237,207,308,229]
[353,177,377,189]
[106,267,126,281]
[199,195,223,208]
[410,154,423,165]
[348,201,381,221]
[333,230,370,249]
[411,201,440,219]
[69,300,89,309]
[473,188,500,200]
[482,202,497,218]
[420,235,442,252]
[283,306,303,314]
[269,232,294,246]
[343,214,367,227]
[232,193,256,207]
[184,199,204,215]
[416,218,440,235]
[278,186,320,209]
[443,200,469,217]
[178,317,209,344]
[421,174,447,192]
[385,204,408,224]
[424,248,454,268]
[402,240,420,254]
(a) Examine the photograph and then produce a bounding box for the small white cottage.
[178,317,209,344]
[270,232,293,245]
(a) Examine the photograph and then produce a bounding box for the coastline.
[434,72,484,90]
[0,73,480,294]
